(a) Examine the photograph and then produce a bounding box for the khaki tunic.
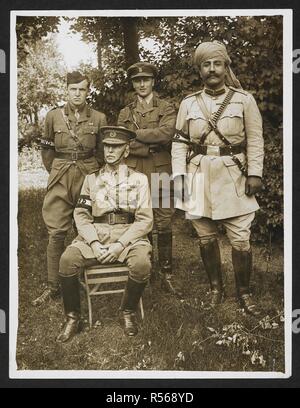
[172,87,264,220]
[41,103,107,190]
[42,103,107,234]
[71,165,153,263]
[117,94,176,187]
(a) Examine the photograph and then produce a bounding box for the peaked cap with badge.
[101,126,136,145]
[127,62,158,80]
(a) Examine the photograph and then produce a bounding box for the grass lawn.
[16,186,285,373]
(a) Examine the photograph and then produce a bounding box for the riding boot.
[120,278,147,337]
[232,248,260,316]
[148,231,158,282]
[32,236,65,307]
[158,232,179,295]
[56,274,82,343]
[200,238,224,308]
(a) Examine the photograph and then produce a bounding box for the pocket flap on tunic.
[82,125,98,135]
[222,153,246,167]
[186,110,207,121]
[53,124,67,134]
[189,154,202,166]
[221,105,243,119]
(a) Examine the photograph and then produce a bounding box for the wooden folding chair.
[84,263,145,328]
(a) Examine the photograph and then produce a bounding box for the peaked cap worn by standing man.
[172,41,264,314]
[33,71,107,306]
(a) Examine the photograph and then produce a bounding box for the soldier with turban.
[172,41,264,315]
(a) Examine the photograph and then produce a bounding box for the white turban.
[194,41,242,89]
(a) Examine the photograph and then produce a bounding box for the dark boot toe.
[32,287,60,307]
[123,311,138,337]
[56,316,82,343]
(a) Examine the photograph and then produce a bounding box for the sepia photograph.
[10,9,292,378]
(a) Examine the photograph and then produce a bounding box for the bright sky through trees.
[53,18,159,69]
[54,19,98,69]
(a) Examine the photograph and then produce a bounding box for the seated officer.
[56,126,153,343]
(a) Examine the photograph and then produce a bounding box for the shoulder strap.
[60,108,84,151]
[184,90,202,100]
[128,103,140,130]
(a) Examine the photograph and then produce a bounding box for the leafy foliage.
[254,123,283,242]
[16,16,60,64]
[18,37,67,149]
[197,312,284,369]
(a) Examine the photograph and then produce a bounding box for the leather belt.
[55,151,94,161]
[194,144,245,157]
[93,213,135,225]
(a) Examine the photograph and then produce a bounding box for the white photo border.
[10,8,293,380]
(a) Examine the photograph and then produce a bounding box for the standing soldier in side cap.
[172,41,264,315]
[118,62,177,294]
[56,126,153,342]
[32,71,107,307]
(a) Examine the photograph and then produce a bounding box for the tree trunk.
[34,109,39,125]
[122,18,140,68]
[97,32,102,70]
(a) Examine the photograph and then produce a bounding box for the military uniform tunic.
[41,102,107,287]
[62,165,153,282]
[42,103,107,234]
[118,94,176,232]
[172,87,264,221]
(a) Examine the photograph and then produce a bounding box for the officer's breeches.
[153,207,174,233]
[60,245,152,284]
[42,166,85,286]
[191,212,256,251]
[128,157,174,233]
[152,187,175,233]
